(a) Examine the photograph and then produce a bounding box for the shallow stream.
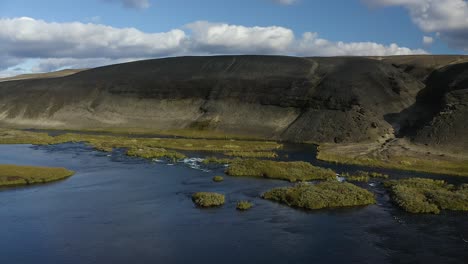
[0,142,467,264]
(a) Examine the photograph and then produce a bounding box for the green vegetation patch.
[262,181,376,210]
[226,159,336,182]
[0,129,281,158]
[0,164,75,188]
[236,201,253,211]
[202,157,235,165]
[126,147,186,161]
[0,129,54,145]
[0,129,285,165]
[192,192,225,207]
[212,176,224,182]
[341,170,389,182]
[384,178,468,214]
[318,146,468,177]
[224,151,278,158]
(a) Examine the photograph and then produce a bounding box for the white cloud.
[364,0,468,51]
[271,0,298,5]
[102,0,150,9]
[0,17,426,77]
[296,32,426,56]
[186,21,295,54]
[423,35,434,45]
[0,17,186,59]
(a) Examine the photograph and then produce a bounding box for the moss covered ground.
[212,176,224,182]
[262,181,376,210]
[192,192,225,207]
[341,170,389,182]
[0,129,281,161]
[202,157,235,165]
[226,159,336,182]
[223,151,278,158]
[384,178,468,214]
[318,143,468,177]
[0,164,74,188]
[236,201,253,210]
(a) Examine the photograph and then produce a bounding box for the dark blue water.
[0,143,467,264]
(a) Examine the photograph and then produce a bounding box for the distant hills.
[0,69,86,82]
[0,55,466,152]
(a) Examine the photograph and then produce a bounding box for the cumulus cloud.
[186,21,295,54]
[295,32,425,56]
[364,0,468,51]
[423,35,434,45]
[0,17,426,76]
[102,0,150,9]
[0,17,186,59]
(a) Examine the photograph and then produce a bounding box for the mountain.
[0,55,466,151]
[0,69,85,82]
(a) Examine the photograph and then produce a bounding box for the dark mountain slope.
[411,62,468,151]
[0,55,463,146]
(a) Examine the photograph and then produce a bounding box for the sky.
[0,0,467,77]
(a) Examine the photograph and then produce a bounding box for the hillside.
[0,69,85,82]
[0,55,466,151]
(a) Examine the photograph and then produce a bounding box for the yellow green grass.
[223,151,278,158]
[0,129,281,161]
[318,146,468,177]
[262,181,376,210]
[0,164,74,188]
[212,176,224,182]
[384,178,468,214]
[202,157,235,165]
[192,192,225,207]
[13,127,264,140]
[226,159,336,182]
[341,171,389,182]
[236,201,253,210]
[126,147,187,161]
[0,129,54,144]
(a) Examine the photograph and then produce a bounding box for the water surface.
[0,143,467,264]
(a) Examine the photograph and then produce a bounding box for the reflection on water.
[0,143,467,264]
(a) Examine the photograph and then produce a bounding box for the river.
[0,143,467,264]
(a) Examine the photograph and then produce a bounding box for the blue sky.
[0,0,467,76]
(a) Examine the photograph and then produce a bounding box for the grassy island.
[212,176,224,182]
[236,201,253,210]
[0,164,74,188]
[384,178,468,214]
[224,151,278,158]
[0,129,281,162]
[126,147,187,161]
[202,157,234,165]
[262,181,376,210]
[341,171,389,182]
[192,192,225,207]
[226,159,336,182]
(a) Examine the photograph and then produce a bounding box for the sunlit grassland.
[192,192,225,207]
[226,159,336,182]
[236,201,253,210]
[0,129,281,161]
[384,178,468,214]
[318,145,468,177]
[341,170,389,182]
[0,164,74,188]
[262,181,376,210]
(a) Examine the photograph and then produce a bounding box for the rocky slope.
[0,55,466,150]
[412,62,468,152]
